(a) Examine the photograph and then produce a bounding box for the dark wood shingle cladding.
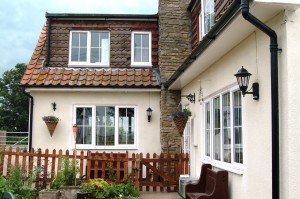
[188,0,235,49]
[46,14,158,68]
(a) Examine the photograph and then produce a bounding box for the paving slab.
[140,191,181,199]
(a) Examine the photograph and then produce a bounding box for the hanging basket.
[45,121,58,137]
[173,118,188,137]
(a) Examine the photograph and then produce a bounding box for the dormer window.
[199,0,215,38]
[69,31,110,66]
[131,32,152,66]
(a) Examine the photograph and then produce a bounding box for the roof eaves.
[45,12,158,20]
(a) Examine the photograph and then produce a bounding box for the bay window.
[74,105,136,149]
[204,87,243,170]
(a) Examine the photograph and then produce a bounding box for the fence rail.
[0,146,189,191]
[0,131,29,148]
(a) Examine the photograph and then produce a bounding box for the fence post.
[0,131,6,146]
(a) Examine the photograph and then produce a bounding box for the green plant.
[81,183,95,193]
[90,178,110,192]
[42,115,60,122]
[61,157,80,186]
[4,164,40,199]
[172,108,192,118]
[50,171,65,190]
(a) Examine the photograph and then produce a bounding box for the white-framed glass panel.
[203,87,243,172]
[204,102,211,157]
[203,0,214,34]
[233,90,243,164]
[131,32,152,66]
[76,107,92,144]
[213,96,221,161]
[200,0,215,37]
[222,92,231,163]
[74,105,136,149]
[118,107,135,145]
[96,106,115,146]
[69,31,110,66]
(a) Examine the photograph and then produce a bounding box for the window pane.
[134,48,141,62]
[222,93,231,163]
[71,48,79,62]
[203,0,214,34]
[91,32,100,47]
[91,48,99,63]
[142,49,149,62]
[133,33,150,63]
[213,97,221,160]
[205,102,211,156]
[119,108,135,144]
[79,47,87,61]
[233,90,243,163]
[72,33,79,47]
[96,106,115,146]
[76,107,92,144]
[142,34,149,48]
[80,33,87,47]
[101,37,109,64]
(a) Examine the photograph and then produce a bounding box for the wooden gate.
[137,153,189,192]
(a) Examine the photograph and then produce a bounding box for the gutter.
[22,88,33,150]
[240,0,279,199]
[164,0,240,88]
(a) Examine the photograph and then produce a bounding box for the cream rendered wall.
[280,8,300,199]
[30,90,161,155]
[180,11,299,199]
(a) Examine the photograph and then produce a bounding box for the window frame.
[199,0,215,39]
[69,31,110,67]
[73,105,137,150]
[203,86,243,173]
[131,31,152,67]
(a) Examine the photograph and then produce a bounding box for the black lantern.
[146,107,152,122]
[234,66,259,100]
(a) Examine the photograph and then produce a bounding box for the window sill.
[131,63,152,67]
[202,159,244,175]
[76,145,138,150]
[68,63,110,67]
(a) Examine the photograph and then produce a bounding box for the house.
[159,0,300,199]
[21,0,300,198]
[20,13,162,154]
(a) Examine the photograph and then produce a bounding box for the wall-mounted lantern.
[146,107,153,122]
[181,93,195,104]
[234,66,259,100]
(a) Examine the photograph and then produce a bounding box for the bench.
[185,164,228,199]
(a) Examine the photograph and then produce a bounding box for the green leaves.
[0,63,29,131]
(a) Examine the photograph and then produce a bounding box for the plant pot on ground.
[39,189,60,199]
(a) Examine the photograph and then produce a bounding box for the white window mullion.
[115,106,119,146]
[92,106,96,146]
[220,94,224,162]
[230,91,234,166]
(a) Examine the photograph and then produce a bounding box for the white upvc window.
[199,0,215,38]
[74,105,136,149]
[131,32,152,66]
[203,87,243,171]
[69,31,110,66]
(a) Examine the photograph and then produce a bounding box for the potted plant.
[42,115,60,136]
[77,183,94,199]
[171,107,192,136]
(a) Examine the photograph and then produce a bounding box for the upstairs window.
[69,31,110,66]
[199,0,215,38]
[131,32,152,66]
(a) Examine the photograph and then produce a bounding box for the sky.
[0,0,158,76]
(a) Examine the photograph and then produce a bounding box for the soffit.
[169,1,293,90]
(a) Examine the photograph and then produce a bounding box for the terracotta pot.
[173,118,188,136]
[45,121,58,136]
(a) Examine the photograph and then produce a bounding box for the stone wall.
[158,0,191,154]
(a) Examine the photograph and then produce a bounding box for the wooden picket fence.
[0,146,189,191]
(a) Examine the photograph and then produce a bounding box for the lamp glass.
[234,66,252,94]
